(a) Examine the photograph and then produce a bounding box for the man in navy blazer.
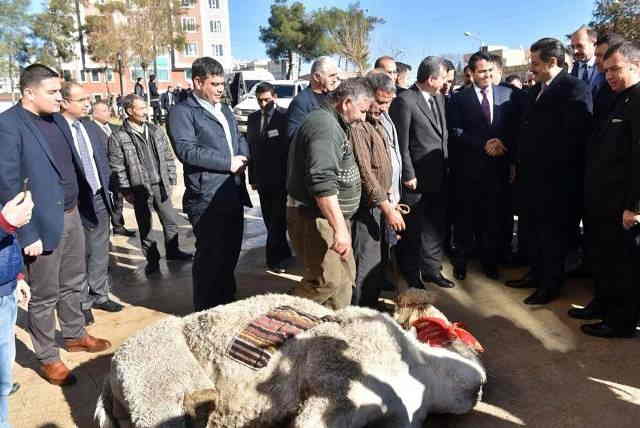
[168,57,251,311]
[448,52,519,281]
[508,38,592,305]
[59,82,123,326]
[570,26,605,97]
[286,56,339,139]
[0,65,110,386]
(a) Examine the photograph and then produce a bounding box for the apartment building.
[61,0,232,101]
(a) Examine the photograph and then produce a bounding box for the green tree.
[259,0,333,79]
[591,0,640,42]
[315,3,384,74]
[28,0,77,69]
[0,0,31,101]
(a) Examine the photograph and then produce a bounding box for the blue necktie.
[73,121,100,194]
[582,64,590,83]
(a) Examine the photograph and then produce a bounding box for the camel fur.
[95,293,486,428]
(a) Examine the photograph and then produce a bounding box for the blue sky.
[231,0,595,70]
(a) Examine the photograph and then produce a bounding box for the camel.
[95,293,486,428]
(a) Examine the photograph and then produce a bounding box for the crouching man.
[286,77,373,309]
[350,71,405,307]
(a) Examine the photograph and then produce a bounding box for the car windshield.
[245,80,261,92]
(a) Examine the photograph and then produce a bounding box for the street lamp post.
[464,32,487,53]
[117,52,124,98]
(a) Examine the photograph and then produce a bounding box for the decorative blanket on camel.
[227,305,338,370]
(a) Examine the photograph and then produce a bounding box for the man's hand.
[381,202,406,232]
[16,279,30,307]
[622,210,639,230]
[403,178,418,191]
[122,191,135,204]
[485,138,507,157]
[230,156,248,174]
[1,191,34,228]
[331,226,352,260]
[24,239,43,257]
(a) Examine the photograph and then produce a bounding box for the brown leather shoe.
[40,361,77,386]
[63,334,112,353]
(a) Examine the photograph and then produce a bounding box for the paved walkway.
[9,180,640,427]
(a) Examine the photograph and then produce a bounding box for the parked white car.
[233,80,308,134]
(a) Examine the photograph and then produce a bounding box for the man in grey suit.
[389,56,454,289]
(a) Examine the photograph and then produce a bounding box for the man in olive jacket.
[109,94,191,274]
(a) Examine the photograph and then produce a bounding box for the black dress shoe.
[268,264,287,273]
[166,249,193,261]
[145,259,160,275]
[505,273,536,289]
[523,289,556,305]
[9,383,20,395]
[93,299,124,312]
[453,266,466,281]
[483,264,500,280]
[83,309,95,326]
[581,322,636,338]
[422,273,455,288]
[568,300,604,320]
[112,226,136,237]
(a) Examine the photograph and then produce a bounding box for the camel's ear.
[184,389,217,428]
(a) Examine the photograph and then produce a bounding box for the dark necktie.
[261,111,268,136]
[428,97,440,130]
[480,87,491,123]
[582,64,591,83]
[571,63,580,78]
[73,121,100,194]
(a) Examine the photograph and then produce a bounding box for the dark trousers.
[81,192,111,310]
[397,189,447,283]
[110,190,126,228]
[26,208,86,364]
[192,201,244,311]
[132,183,179,259]
[351,208,387,307]
[522,211,569,293]
[453,180,501,267]
[588,216,640,331]
[258,189,291,267]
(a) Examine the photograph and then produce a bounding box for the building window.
[62,70,72,81]
[181,0,193,7]
[212,44,224,57]
[106,69,114,82]
[181,16,196,32]
[80,70,87,82]
[185,69,192,80]
[209,0,220,8]
[184,43,198,57]
[91,70,101,82]
[209,20,222,33]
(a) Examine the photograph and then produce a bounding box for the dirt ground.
[9,174,640,427]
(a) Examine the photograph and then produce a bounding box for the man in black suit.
[91,100,136,237]
[389,56,454,289]
[508,38,592,305]
[0,65,111,385]
[580,41,640,338]
[448,52,518,281]
[60,83,124,326]
[161,86,176,115]
[247,82,292,272]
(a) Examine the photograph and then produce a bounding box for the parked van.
[226,70,275,106]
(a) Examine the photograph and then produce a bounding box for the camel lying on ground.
[95,292,486,428]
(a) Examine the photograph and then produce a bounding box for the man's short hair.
[191,57,224,80]
[468,51,492,71]
[19,64,59,93]
[374,56,395,69]
[604,41,640,63]
[310,56,337,75]
[505,74,522,85]
[396,62,412,74]
[366,70,396,94]
[596,32,625,47]
[60,81,83,100]
[255,81,275,96]
[443,59,455,72]
[328,77,373,103]
[573,25,598,42]
[530,38,566,67]
[489,54,504,70]
[463,65,471,73]
[416,56,445,83]
[122,94,144,111]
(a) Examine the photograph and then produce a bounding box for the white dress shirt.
[473,84,494,123]
[194,94,234,160]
